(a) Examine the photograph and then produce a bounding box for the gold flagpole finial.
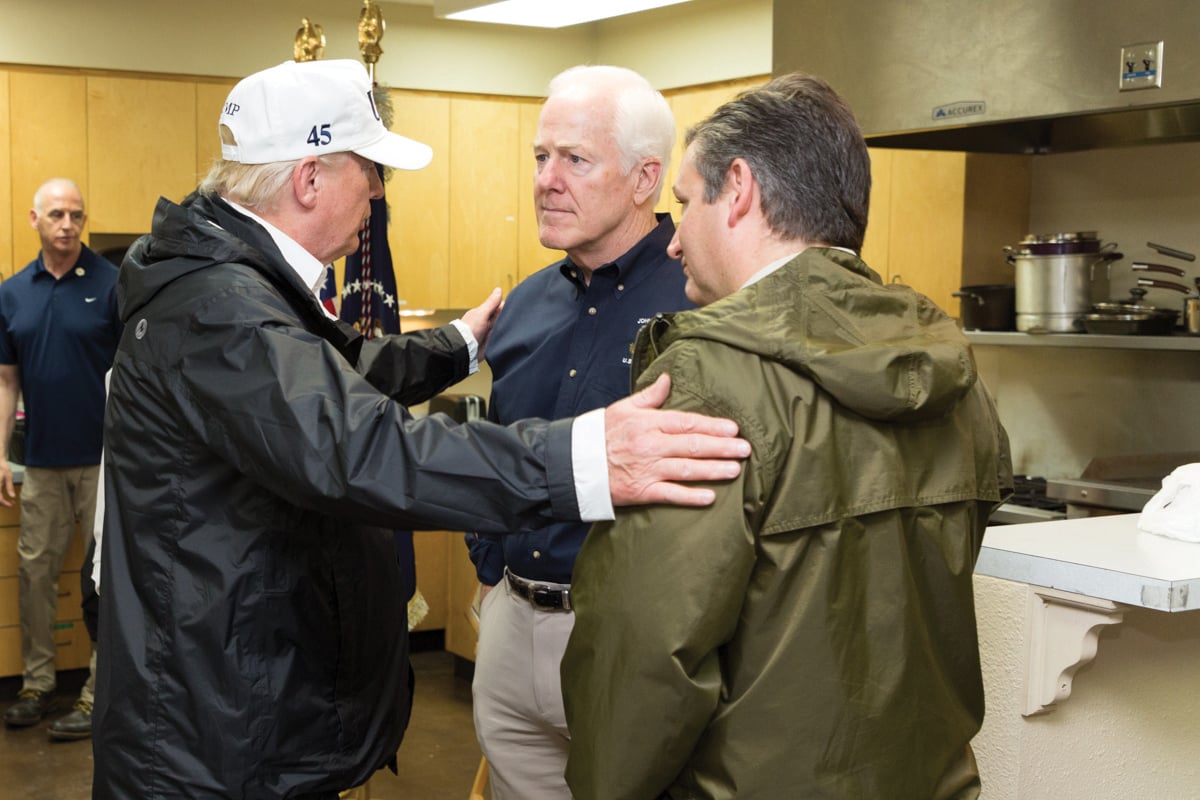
[293,17,326,62]
[357,0,386,82]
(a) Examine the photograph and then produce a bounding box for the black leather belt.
[505,569,572,612]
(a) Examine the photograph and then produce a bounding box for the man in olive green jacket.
[561,73,1013,800]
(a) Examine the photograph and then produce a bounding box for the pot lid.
[1020,231,1099,244]
[1092,304,1177,318]
[1093,287,1180,317]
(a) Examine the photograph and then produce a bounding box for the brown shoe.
[4,689,52,727]
[48,698,93,741]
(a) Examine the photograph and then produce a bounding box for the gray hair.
[685,72,871,252]
[546,65,675,202]
[197,125,344,212]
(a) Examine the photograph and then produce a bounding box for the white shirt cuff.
[449,319,480,375]
[572,408,614,522]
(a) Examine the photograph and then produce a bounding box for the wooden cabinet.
[409,530,481,663]
[87,75,197,233]
[0,71,10,279]
[411,530,449,632]
[444,532,482,663]
[3,69,233,274]
[516,100,560,283]
[386,92,554,311]
[0,491,93,678]
[6,70,89,278]
[448,97,522,308]
[865,149,1031,316]
[0,65,1028,325]
[388,90,452,311]
[195,79,238,179]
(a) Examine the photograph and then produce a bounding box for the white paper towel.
[1138,463,1200,542]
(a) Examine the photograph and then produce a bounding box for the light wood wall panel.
[87,75,196,233]
[411,531,449,632]
[516,100,560,283]
[8,71,88,275]
[0,72,10,278]
[448,97,519,308]
[860,148,893,279]
[389,90,451,311]
[888,150,968,315]
[195,79,237,180]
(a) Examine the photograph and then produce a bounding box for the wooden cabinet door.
[8,71,88,275]
[444,532,482,662]
[448,97,521,308]
[389,90,451,312]
[860,148,894,280]
[886,150,968,315]
[516,100,560,283]
[87,75,197,233]
[411,531,449,632]
[195,79,238,179]
[0,72,10,279]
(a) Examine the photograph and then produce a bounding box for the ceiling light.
[434,0,695,29]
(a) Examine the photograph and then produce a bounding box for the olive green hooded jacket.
[561,248,1013,800]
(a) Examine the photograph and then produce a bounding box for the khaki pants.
[472,576,575,800]
[18,465,100,700]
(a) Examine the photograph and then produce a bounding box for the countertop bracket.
[1021,585,1124,717]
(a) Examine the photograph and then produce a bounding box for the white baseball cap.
[219,59,433,170]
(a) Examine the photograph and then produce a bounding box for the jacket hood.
[655,248,976,422]
[119,194,295,324]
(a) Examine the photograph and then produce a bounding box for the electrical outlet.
[1119,41,1164,91]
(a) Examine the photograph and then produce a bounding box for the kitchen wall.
[972,573,1200,800]
[0,0,772,95]
[975,141,1200,479]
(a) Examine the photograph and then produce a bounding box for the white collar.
[223,199,337,319]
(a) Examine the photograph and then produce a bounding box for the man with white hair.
[466,65,693,799]
[92,59,747,799]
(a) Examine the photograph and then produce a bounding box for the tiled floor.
[0,642,483,800]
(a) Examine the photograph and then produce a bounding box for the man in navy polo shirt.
[0,178,121,740]
[466,65,695,799]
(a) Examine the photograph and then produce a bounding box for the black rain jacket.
[93,193,579,799]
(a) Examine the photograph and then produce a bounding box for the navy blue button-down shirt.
[466,214,693,585]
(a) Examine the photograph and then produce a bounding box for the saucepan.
[1084,279,1190,335]
[952,284,1015,331]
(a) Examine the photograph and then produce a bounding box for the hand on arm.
[605,373,749,507]
[459,288,503,363]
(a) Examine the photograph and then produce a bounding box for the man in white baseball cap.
[90,58,749,799]
[219,59,432,170]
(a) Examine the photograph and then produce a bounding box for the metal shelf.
[964,330,1200,351]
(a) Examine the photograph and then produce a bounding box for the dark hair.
[685,72,871,252]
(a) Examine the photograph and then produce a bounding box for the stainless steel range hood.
[772,0,1200,154]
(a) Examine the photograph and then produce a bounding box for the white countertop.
[977,513,1200,611]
